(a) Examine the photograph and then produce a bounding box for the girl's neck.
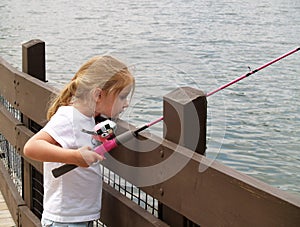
[72,101,94,118]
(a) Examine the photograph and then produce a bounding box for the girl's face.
[95,86,132,118]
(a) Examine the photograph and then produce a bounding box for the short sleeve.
[42,109,76,149]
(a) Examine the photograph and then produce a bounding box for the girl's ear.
[93,88,102,102]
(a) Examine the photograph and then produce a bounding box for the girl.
[24,55,135,226]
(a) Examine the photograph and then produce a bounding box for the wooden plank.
[0,190,15,227]
[0,160,25,224]
[15,71,56,127]
[0,57,17,106]
[144,151,300,226]
[23,160,32,211]
[102,131,300,226]
[16,125,43,173]
[101,183,169,227]
[1,56,56,127]
[0,104,43,172]
[18,205,41,227]
[1,55,54,127]
[0,102,19,148]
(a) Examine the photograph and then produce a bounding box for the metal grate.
[101,165,159,217]
[25,117,44,219]
[0,134,23,194]
[31,167,44,219]
[0,95,21,121]
[93,166,159,227]
[0,95,23,194]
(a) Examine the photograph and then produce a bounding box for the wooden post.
[22,39,46,82]
[163,86,207,155]
[21,39,46,213]
[159,87,207,226]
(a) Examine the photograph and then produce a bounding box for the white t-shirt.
[41,106,102,222]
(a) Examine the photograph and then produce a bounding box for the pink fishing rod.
[206,47,300,97]
[133,116,164,135]
[52,47,299,178]
[157,47,298,125]
[139,48,299,138]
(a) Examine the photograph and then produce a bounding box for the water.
[1,0,299,196]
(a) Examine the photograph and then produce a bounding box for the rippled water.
[1,0,299,196]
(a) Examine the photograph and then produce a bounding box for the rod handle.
[52,164,77,178]
[51,132,134,178]
[51,139,118,178]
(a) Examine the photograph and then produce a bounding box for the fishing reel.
[82,119,117,143]
[53,117,163,177]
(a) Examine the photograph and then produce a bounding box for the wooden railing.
[0,39,299,227]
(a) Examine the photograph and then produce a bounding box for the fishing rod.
[52,47,299,178]
[133,116,164,135]
[206,47,300,97]
[52,117,164,178]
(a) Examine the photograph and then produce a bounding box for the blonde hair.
[47,55,135,120]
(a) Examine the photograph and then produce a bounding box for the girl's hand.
[77,146,104,167]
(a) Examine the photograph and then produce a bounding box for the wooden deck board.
[0,190,15,227]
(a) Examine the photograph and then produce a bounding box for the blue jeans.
[41,218,94,227]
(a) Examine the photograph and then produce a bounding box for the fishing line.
[135,47,300,129]
[206,47,300,97]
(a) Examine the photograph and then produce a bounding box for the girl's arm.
[23,131,100,167]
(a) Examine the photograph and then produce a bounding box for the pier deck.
[0,190,15,227]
